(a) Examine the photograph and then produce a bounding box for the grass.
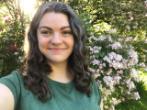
[115,70,147,110]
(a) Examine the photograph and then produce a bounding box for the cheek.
[68,37,74,49]
[38,37,49,49]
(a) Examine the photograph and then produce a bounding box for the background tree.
[69,0,147,68]
[0,0,25,75]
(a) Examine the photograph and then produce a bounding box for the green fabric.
[0,70,101,110]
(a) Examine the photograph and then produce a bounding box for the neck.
[48,62,73,83]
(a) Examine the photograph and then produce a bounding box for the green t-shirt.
[0,70,101,110]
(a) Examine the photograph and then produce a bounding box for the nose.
[50,33,62,44]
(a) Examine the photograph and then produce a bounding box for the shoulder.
[0,70,23,90]
[91,78,101,104]
[0,70,23,108]
[0,71,20,110]
[0,83,15,110]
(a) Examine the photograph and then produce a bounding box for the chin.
[48,58,68,64]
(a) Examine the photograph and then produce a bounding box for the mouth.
[49,48,66,50]
[48,48,66,54]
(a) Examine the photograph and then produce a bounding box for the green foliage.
[0,1,25,75]
[115,81,147,110]
[69,0,147,67]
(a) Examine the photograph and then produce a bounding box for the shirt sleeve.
[0,70,22,108]
[92,79,101,109]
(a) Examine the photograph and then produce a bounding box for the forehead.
[39,12,70,28]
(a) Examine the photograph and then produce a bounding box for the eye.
[38,29,53,37]
[40,30,52,35]
[62,31,72,37]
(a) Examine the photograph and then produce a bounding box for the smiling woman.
[0,1,101,110]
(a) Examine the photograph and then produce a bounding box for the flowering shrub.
[0,19,24,75]
[0,1,25,75]
[88,34,140,110]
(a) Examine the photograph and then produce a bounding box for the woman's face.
[37,12,74,65]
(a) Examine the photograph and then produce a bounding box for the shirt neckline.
[48,77,74,88]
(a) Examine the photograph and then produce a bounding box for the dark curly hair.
[21,1,92,101]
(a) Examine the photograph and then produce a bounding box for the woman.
[0,2,101,110]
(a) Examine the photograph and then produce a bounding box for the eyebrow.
[60,26,70,30]
[38,26,71,30]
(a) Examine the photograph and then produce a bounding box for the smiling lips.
[48,48,66,54]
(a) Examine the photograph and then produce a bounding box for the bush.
[0,1,25,75]
[89,34,140,110]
